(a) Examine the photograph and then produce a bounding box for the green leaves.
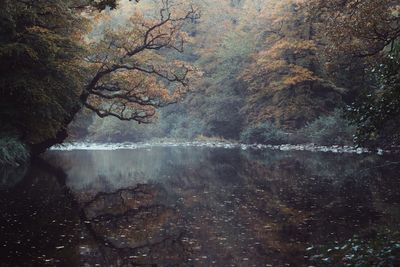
[0,0,84,145]
[348,43,400,149]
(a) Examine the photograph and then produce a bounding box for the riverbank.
[50,140,389,155]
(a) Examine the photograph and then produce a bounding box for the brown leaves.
[306,0,400,59]
[81,0,200,122]
[241,0,319,94]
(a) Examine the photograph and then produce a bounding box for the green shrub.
[347,43,400,149]
[240,122,287,144]
[301,109,356,146]
[0,137,29,166]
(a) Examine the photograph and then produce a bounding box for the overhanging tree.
[82,0,199,123]
[0,0,200,153]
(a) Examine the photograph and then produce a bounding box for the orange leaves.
[239,0,322,94]
[282,65,318,86]
[306,0,400,59]
[81,0,199,122]
[237,0,339,128]
[242,37,318,93]
[266,40,317,59]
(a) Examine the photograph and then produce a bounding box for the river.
[0,145,399,266]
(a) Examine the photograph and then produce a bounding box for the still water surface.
[0,147,399,266]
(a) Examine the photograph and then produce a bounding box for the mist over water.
[1,147,399,266]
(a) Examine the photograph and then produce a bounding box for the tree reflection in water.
[81,184,190,266]
[0,147,399,266]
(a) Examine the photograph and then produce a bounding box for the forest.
[1,1,400,266]
[0,0,399,165]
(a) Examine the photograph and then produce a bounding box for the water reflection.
[0,147,399,266]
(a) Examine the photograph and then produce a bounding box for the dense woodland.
[1,0,400,164]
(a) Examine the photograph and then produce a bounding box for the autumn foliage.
[0,0,200,152]
[1,0,399,152]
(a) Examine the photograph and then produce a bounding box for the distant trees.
[240,0,344,129]
[77,0,399,148]
[146,0,255,139]
[238,0,400,147]
[191,26,255,138]
[2,0,398,150]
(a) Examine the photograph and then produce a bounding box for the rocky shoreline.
[50,141,389,155]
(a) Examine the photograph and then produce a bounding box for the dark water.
[0,147,399,266]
